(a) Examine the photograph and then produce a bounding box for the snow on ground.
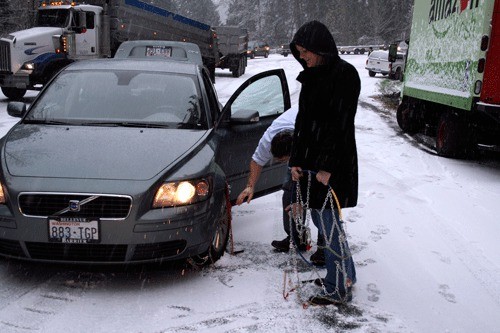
[0,54,499,333]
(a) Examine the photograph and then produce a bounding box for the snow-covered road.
[0,54,499,333]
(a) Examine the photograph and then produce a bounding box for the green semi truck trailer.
[395,0,500,157]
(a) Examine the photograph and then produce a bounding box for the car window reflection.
[231,75,284,117]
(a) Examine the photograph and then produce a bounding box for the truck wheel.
[231,67,239,77]
[368,70,376,77]
[396,99,419,134]
[264,52,269,58]
[1,87,27,100]
[436,112,471,158]
[391,67,402,81]
[232,60,241,77]
[232,58,245,77]
[394,68,403,81]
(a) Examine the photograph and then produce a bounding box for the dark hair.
[271,130,293,158]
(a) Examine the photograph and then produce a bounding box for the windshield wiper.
[23,119,74,125]
[83,121,171,129]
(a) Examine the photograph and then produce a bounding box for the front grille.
[0,238,26,258]
[18,193,132,219]
[26,242,128,262]
[132,240,187,261]
[0,41,11,73]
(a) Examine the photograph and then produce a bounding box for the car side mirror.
[7,101,27,118]
[230,109,259,124]
[388,43,398,62]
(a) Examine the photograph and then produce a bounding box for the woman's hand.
[285,202,304,220]
[316,170,331,186]
[291,167,303,181]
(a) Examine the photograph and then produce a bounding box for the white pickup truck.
[365,50,405,81]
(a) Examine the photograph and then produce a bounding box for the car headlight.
[0,184,5,204]
[22,62,35,70]
[153,178,211,208]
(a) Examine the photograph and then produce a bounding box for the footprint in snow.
[369,225,390,242]
[367,283,381,302]
[438,284,457,303]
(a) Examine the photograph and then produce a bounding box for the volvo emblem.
[69,200,81,212]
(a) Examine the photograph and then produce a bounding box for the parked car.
[365,50,405,80]
[247,40,270,58]
[0,44,291,266]
[278,44,290,57]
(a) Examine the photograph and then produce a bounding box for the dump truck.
[214,26,248,77]
[0,0,219,100]
[395,0,500,158]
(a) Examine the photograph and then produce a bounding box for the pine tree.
[226,0,259,38]
[175,0,221,26]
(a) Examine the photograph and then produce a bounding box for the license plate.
[146,46,172,58]
[48,217,100,244]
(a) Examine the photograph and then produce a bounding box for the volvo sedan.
[0,54,291,265]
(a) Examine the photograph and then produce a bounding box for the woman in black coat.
[289,20,360,305]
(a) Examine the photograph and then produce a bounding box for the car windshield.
[36,9,70,28]
[26,69,206,129]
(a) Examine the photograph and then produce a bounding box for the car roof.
[62,58,199,75]
[114,41,204,66]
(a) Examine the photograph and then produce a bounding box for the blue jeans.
[310,208,356,294]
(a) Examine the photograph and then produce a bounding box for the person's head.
[290,21,339,69]
[271,130,293,162]
[295,45,325,68]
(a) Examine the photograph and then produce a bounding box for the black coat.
[289,21,360,209]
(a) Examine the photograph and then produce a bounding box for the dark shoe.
[310,249,325,266]
[272,237,308,252]
[308,289,352,306]
[271,237,290,252]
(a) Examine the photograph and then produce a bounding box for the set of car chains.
[282,170,352,306]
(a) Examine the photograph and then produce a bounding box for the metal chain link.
[284,170,353,304]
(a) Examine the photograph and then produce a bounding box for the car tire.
[264,52,269,58]
[368,70,376,77]
[190,187,230,267]
[1,87,27,100]
[394,67,403,81]
[396,98,420,134]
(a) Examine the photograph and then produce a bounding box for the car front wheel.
[190,187,230,267]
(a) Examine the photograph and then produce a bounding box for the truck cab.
[0,1,103,100]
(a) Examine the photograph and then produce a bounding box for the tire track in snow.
[0,270,106,332]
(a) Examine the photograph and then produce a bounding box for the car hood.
[3,125,208,180]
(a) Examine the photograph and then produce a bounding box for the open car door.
[216,69,291,202]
